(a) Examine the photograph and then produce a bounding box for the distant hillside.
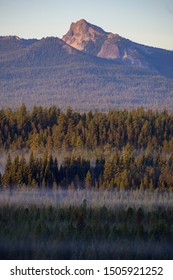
[0,21,173,111]
[0,36,38,57]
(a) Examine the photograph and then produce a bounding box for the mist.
[0,188,173,210]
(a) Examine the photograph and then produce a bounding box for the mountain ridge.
[0,19,173,111]
[62,19,173,75]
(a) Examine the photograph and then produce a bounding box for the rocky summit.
[62,19,173,73]
[62,19,125,59]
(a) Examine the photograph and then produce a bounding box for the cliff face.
[62,19,108,54]
[62,19,121,58]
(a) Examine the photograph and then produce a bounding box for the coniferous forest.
[0,105,173,259]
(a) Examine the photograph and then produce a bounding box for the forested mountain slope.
[0,21,173,111]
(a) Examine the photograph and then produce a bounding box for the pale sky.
[0,0,173,50]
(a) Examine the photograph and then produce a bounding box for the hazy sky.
[0,0,173,50]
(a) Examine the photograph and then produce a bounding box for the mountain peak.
[69,19,107,35]
[62,19,154,65]
[62,19,125,59]
[62,19,109,53]
[71,19,89,29]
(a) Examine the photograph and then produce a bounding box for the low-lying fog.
[0,188,173,210]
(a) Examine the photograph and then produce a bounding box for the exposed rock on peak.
[67,19,107,38]
[62,19,146,62]
[62,19,114,56]
[62,19,162,68]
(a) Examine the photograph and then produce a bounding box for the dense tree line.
[0,104,173,151]
[0,105,173,189]
[1,147,173,190]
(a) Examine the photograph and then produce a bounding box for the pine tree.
[2,154,12,187]
[85,170,92,189]
[103,160,113,183]
[17,155,28,185]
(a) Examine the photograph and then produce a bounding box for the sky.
[0,0,173,50]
